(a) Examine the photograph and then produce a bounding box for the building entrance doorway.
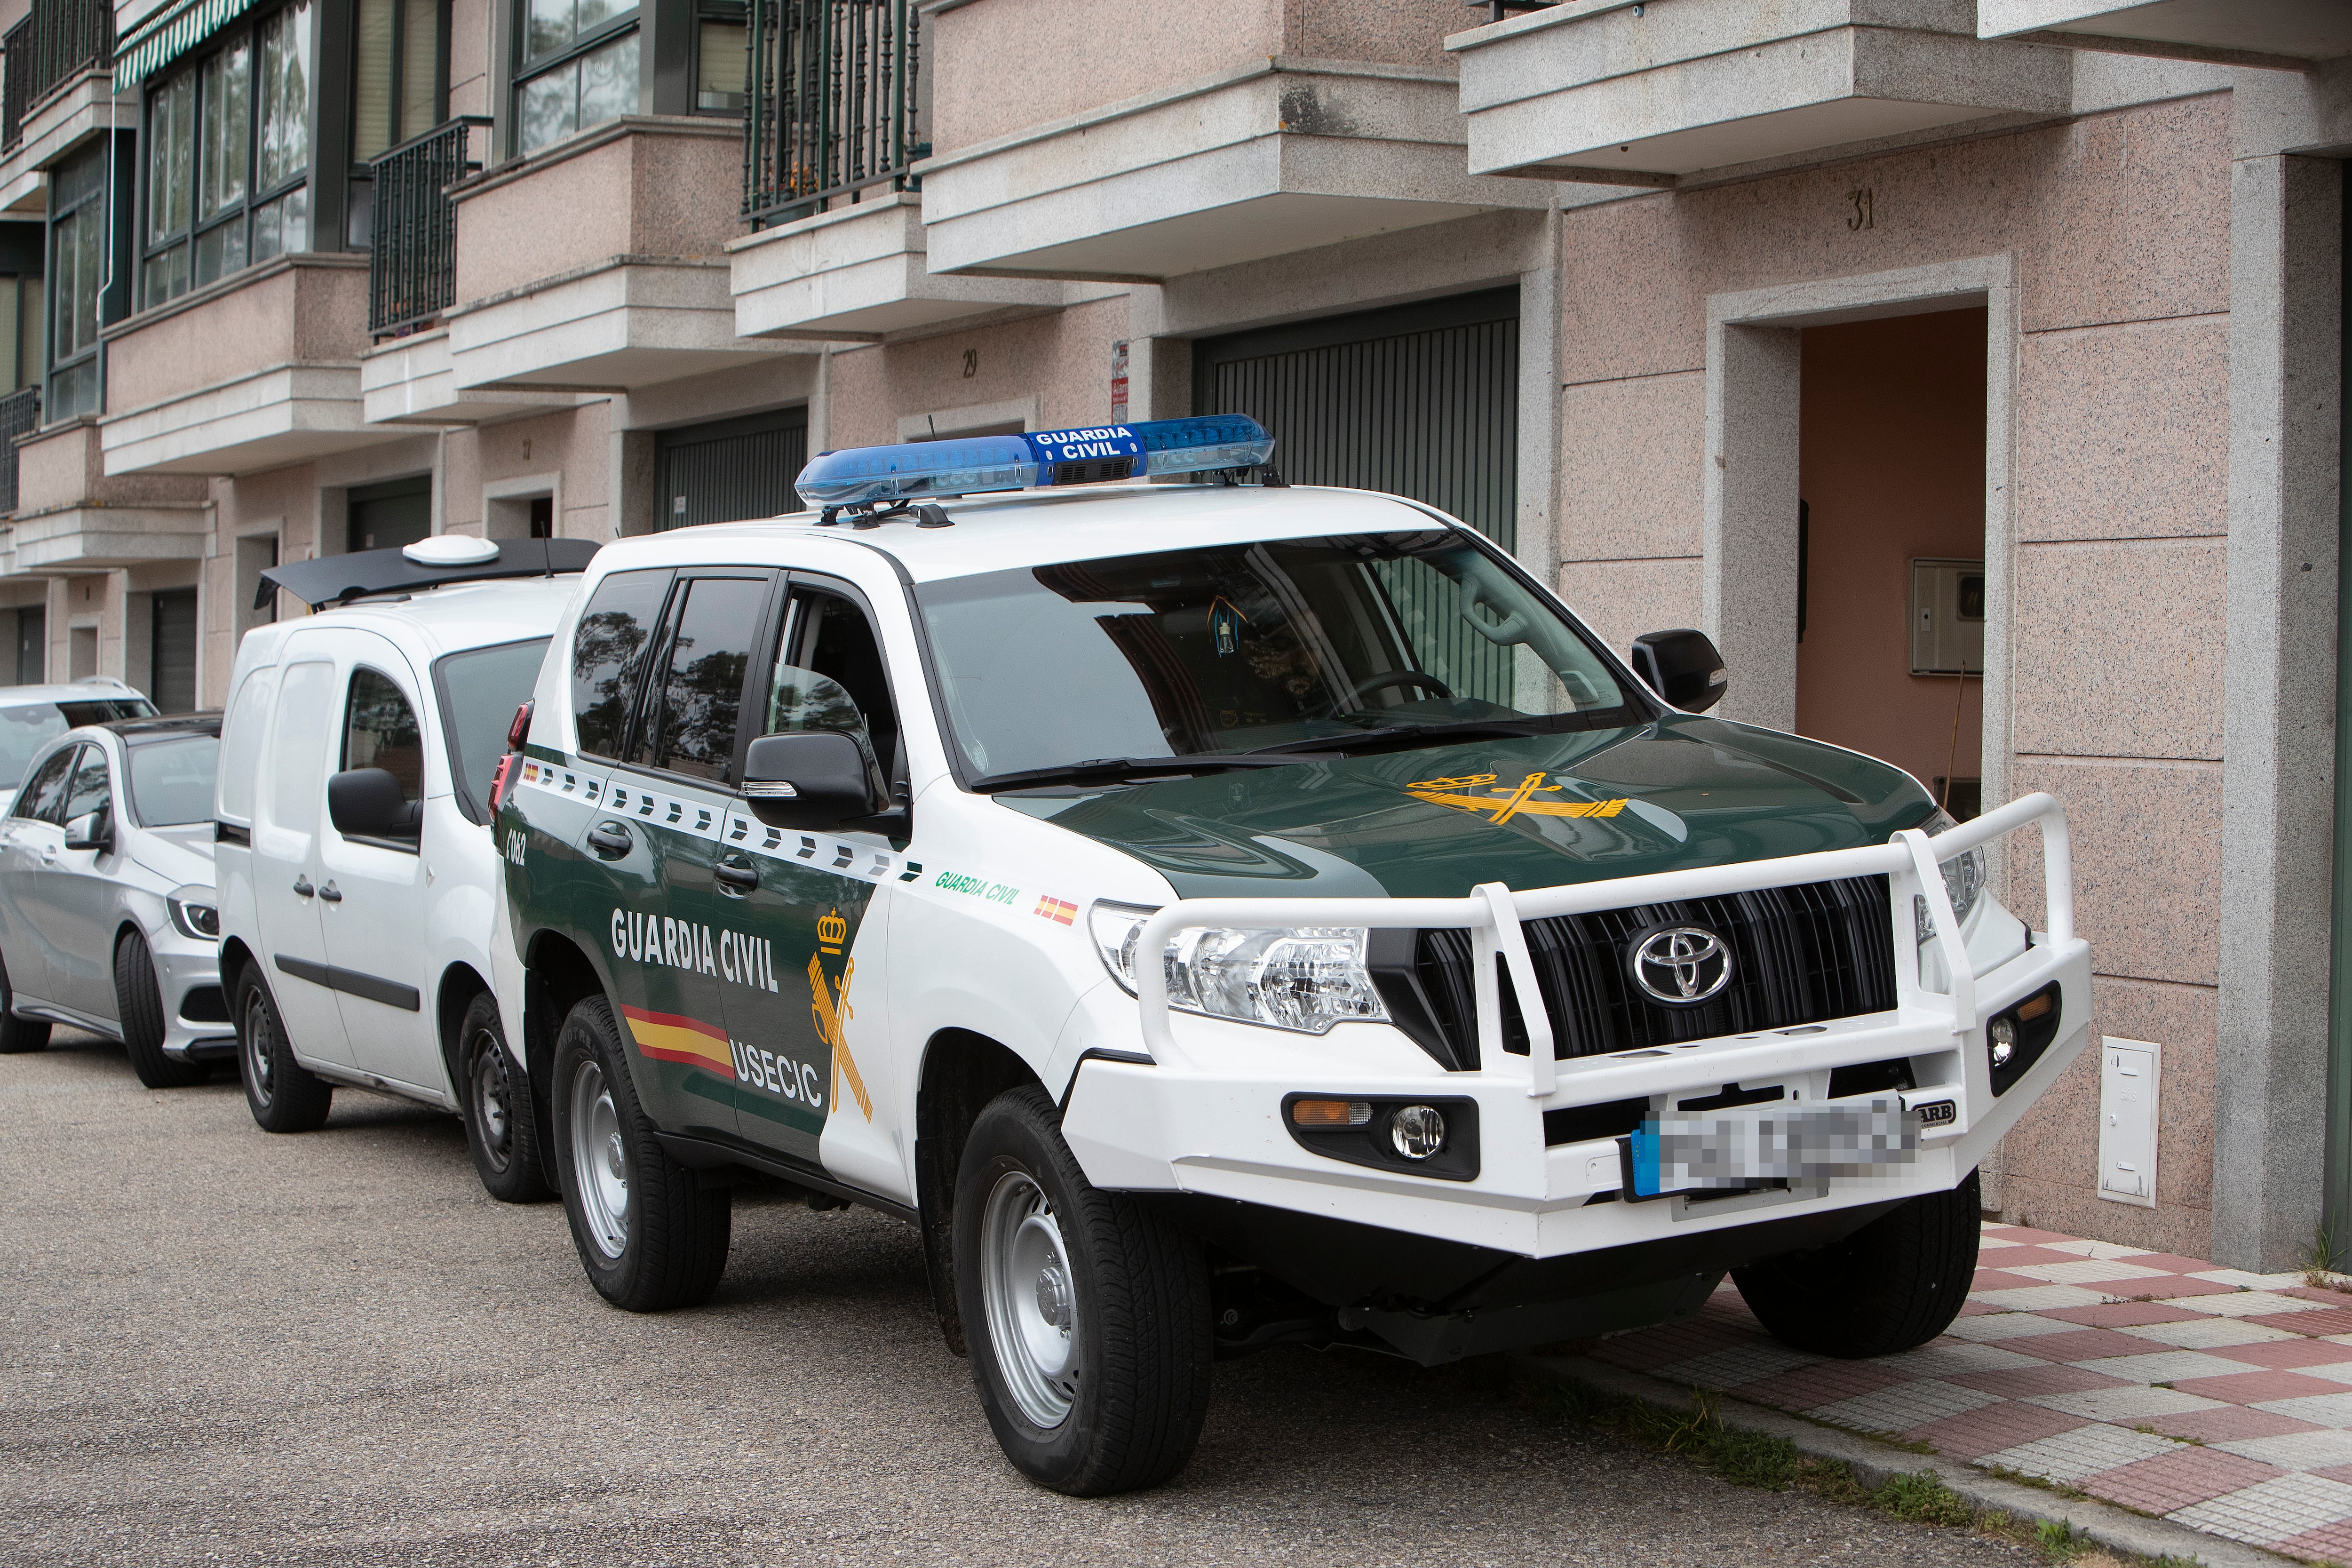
[1794,307,1988,816]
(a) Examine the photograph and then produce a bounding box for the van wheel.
[117,930,204,1089]
[235,963,332,1132]
[551,995,730,1311]
[459,991,551,1203]
[1734,1168,1982,1359]
[954,1084,1211,1496]
[0,948,48,1053]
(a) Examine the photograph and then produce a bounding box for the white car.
[214,537,595,1201]
[495,417,2090,1496]
[0,680,158,814]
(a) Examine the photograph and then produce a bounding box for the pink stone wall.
[1554,92,2233,1253]
[105,260,370,408]
[824,296,1134,448]
[442,403,614,540]
[14,421,206,513]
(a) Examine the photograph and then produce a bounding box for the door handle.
[293,876,315,898]
[318,882,343,903]
[714,859,758,893]
[40,845,56,864]
[586,822,633,860]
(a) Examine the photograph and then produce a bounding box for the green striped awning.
[112,0,259,90]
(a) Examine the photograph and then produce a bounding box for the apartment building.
[0,0,2339,1266]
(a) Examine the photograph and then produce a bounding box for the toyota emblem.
[1630,925,1733,1005]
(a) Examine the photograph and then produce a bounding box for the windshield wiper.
[1248,720,1546,757]
[970,753,1339,792]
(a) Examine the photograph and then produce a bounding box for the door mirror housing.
[741,731,884,832]
[64,807,111,852]
[328,767,420,843]
[1629,629,1728,713]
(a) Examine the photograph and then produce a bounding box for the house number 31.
[1846,187,1875,231]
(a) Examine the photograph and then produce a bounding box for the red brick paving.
[2276,1520,2352,1564]
[2135,1404,2330,1444]
[2167,1369,2352,1404]
[2078,1447,2287,1514]
[2195,1338,2352,1371]
[2002,1327,2167,1362]
[2250,1306,2352,1336]
[1942,1362,2131,1399]
[1734,1359,1912,1410]
[2036,1300,2209,1327]
[1902,1400,2091,1460]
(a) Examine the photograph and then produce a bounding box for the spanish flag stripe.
[620,1006,732,1075]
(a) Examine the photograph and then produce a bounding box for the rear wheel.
[0,948,48,1054]
[551,995,730,1311]
[1734,1168,1982,1358]
[954,1085,1212,1496]
[235,963,332,1133]
[459,991,551,1203]
[116,930,204,1089]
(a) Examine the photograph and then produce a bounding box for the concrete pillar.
[2213,154,2345,1270]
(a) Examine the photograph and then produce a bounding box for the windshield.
[0,699,153,788]
[127,734,220,826]
[435,637,552,822]
[915,530,1642,782]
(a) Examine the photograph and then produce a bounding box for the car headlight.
[1089,901,1390,1035]
[1911,810,1985,942]
[167,888,221,941]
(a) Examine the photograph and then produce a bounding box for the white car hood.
[131,821,218,889]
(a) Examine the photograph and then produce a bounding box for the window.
[433,637,550,823]
[353,0,445,161]
[127,734,221,828]
[61,745,110,827]
[696,2,747,112]
[644,577,766,782]
[343,667,423,840]
[766,587,899,780]
[143,1,315,308]
[47,143,108,420]
[516,0,638,155]
[10,744,78,822]
[570,568,671,759]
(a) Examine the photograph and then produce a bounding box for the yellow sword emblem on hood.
[1406,772,1628,825]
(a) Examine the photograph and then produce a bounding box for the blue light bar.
[795,415,1275,509]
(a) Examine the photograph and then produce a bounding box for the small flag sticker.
[1034,895,1078,926]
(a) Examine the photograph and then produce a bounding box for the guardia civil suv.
[496,415,2090,1497]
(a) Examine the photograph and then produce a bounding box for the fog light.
[1390,1104,1447,1161]
[1989,1017,2016,1069]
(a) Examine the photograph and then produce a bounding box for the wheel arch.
[521,928,605,1193]
[434,961,493,1102]
[914,1027,1044,1357]
[218,935,258,994]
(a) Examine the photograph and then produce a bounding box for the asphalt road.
[3,1029,2036,1567]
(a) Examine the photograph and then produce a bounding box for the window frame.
[569,566,675,765]
[139,0,317,312]
[10,742,81,824]
[45,140,110,420]
[351,0,451,166]
[628,570,779,788]
[430,635,552,826]
[691,0,746,118]
[338,662,426,853]
[511,0,642,157]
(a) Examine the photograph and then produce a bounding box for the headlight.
[1088,900,1390,1035]
[1911,809,1985,942]
[167,888,221,941]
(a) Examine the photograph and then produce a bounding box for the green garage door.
[1194,287,1521,704]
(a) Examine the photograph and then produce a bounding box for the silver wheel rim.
[471,1034,513,1173]
[242,993,274,1102]
[569,1059,628,1259]
[980,1170,1078,1429]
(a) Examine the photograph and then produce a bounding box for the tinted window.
[0,705,71,786]
[434,638,551,823]
[61,745,109,824]
[12,745,77,822]
[769,587,898,776]
[647,577,766,782]
[127,734,220,827]
[345,668,424,810]
[571,569,671,759]
[55,698,157,725]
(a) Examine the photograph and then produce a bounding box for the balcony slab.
[1979,0,2352,65]
[361,328,584,424]
[445,256,802,393]
[102,363,412,475]
[728,193,1064,342]
[0,72,130,215]
[1448,0,2073,184]
[919,59,1550,282]
[4,501,211,570]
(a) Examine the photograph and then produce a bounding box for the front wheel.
[117,930,204,1089]
[550,995,730,1311]
[458,992,551,1203]
[235,963,332,1133]
[954,1085,1212,1496]
[1734,1168,1982,1359]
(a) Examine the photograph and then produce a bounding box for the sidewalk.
[1590,1224,2352,1563]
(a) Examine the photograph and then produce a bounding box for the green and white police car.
[495,415,2089,1496]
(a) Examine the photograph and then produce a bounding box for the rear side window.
[344,669,425,830]
[571,569,673,760]
[646,576,768,783]
[61,746,108,824]
[11,745,77,822]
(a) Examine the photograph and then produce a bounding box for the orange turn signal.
[2016,991,2054,1022]
[1291,1098,1373,1128]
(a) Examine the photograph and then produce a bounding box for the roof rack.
[258,537,600,611]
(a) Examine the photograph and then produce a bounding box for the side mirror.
[64,807,111,852]
[742,731,882,831]
[1629,629,1728,713]
[329,767,420,841]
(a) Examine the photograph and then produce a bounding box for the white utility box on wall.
[2097,1038,2160,1208]
[1910,557,1985,676]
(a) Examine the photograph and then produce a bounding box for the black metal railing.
[0,386,41,513]
[743,0,927,229]
[367,116,489,337]
[1,0,111,152]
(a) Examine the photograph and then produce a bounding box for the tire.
[953,1084,1212,1496]
[551,995,730,1311]
[0,947,48,1054]
[234,962,333,1133]
[458,991,552,1203]
[116,930,204,1089]
[1733,1168,1982,1359]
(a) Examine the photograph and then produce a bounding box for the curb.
[1517,1352,2293,1568]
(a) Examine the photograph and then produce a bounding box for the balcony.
[98,255,413,475]
[1978,0,2352,66]
[1449,0,2074,187]
[437,117,800,394]
[916,1,1549,283]
[0,0,119,215]
[9,415,208,570]
[0,385,35,510]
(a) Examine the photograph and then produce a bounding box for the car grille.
[1386,874,1897,1068]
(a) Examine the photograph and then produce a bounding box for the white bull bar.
[1132,793,2078,1110]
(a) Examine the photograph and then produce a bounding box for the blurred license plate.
[1620,1100,1918,1201]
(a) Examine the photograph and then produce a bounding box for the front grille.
[1385,874,1897,1067]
